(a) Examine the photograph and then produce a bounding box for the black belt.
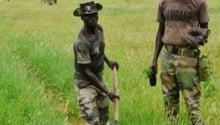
[164,45,200,57]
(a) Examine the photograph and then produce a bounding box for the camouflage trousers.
[160,49,204,125]
[74,79,110,125]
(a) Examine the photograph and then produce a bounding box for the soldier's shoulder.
[158,0,168,6]
[198,0,206,2]
[195,0,207,6]
[75,31,86,45]
[160,0,168,3]
[74,37,87,50]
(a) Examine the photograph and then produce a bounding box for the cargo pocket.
[198,55,210,82]
[176,68,197,89]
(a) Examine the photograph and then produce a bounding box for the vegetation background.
[0,0,219,125]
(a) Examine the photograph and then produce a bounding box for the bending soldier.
[73,1,119,125]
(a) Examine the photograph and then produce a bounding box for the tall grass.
[0,0,220,124]
[0,31,65,124]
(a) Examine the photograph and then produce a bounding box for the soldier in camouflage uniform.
[73,1,119,125]
[151,0,209,124]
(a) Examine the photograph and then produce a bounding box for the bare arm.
[152,22,165,69]
[104,54,119,70]
[104,55,110,65]
[82,64,109,94]
[82,64,119,101]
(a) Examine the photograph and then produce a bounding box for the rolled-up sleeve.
[157,1,165,23]
[74,40,91,64]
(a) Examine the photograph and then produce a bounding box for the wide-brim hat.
[73,1,103,17]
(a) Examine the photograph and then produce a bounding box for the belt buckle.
[180,48,198,57]
[165,45,179,54]
[172,46,179,54]
[165,45,199,57]
[176,48,189,57]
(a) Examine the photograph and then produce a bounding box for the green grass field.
[1,0,220,124]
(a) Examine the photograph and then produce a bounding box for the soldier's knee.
[81,103,100,125]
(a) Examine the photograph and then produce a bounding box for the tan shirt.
[157,0,209,46]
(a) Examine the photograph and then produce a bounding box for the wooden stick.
[113,67,119,125]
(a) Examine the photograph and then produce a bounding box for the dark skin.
[80,13,119,101]
[151,22,208,74]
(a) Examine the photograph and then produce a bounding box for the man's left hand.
[108,60,119,70]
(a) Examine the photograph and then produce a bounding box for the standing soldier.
[73,1,119,125]
[150,0,209,124]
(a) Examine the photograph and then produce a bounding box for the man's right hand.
[107,92,120,102]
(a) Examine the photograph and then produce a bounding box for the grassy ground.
[0,0,220,125]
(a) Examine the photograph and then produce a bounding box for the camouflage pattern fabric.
[184,28,210,46]
[160,49,204,125]
[75,79,110,125]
